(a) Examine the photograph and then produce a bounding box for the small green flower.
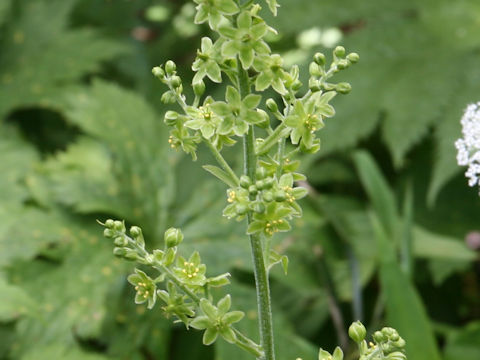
[223,186,251,220]
[189,295,244,345]
[268,173,308,215]
[128,269,157,309]
[247,202,292,237]
[174,251,207,286]
[284,91,336,151]
[168,126,201,160]
[193,0,239,29]
[185,97,223,139]
[219,11,270,69]
[253,54,287,95]
[211,86,263,136]
[192,37,223,84]
[157,282,195,325]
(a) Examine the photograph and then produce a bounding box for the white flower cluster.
[455,102,480,187]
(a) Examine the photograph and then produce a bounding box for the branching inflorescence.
[100,1,407,359]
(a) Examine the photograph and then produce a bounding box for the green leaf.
[0,279,36,321]
[444,321,480,360]
[203,165,238,188]
[371,211,442,360]
[352,151,398,239]
[60,80,173,237]
[267,249,289,275]
[413,226,476,262]
[0,0,126,117]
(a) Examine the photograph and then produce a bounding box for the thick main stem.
[238,61,275,360]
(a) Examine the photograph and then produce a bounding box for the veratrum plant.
[100,1,407,359]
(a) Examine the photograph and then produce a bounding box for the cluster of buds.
[349,321,407,360]
[223,166,307,237]
[100,220,262,353]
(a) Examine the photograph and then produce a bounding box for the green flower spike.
[157,281,195,325]
[253,54,287,95]
[174,251,207,286]
[192,37,223,84]
[190,295,245,345]
[185,97,223,139]
[127,269,157,309]
[212,86,263,136]
[194,0,239,29]
[219,11,270,69]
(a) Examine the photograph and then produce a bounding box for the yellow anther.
[266,223,271,227]
[188,274,193,278]
[135,286,139,290]
[369,342,375,347]
[190,262,194,266]
[278,219,283,223]
[184,261,188,266]
[195,267,199,272]
[272,220,278,224]
[182,269,187,273]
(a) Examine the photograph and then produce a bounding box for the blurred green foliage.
[0,0,479,359]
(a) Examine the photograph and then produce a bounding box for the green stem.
[255,123,287,156]
[238,60,275,360]
[205,140,240,186]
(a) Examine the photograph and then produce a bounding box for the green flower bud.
[114,236,128,247]
[266,98,278,113]
[336,82,352,94]
[164,227,184,248]
[130,226,142,238]
[392,338,406,348]
[347,52,360,63]
[309,62,322,77]
[263,177,274,189]
[165,60,176,75]
[263,191,273,202]
[105,219,115,228]
[313,52,326,65]
[248,185,258,196]
[373,331,385,343]
[334,46,346,57]
[170,75,182,88]
[256,167,267,180]
[274,190,286,202]
[309,78,321,92]
[256,179,265,190]
[113,220,124,232]
[164,110,179,126]
[337,59,349,70]
[253,202,266,214]
[113,247,127,257]
[193,80,206,97]
[292,80,302,91]
[348,321,367,343]
[240,175,252,188]
[103,228,114,238]
[152,66,165,79]
[256,109,270,129]
[161,91,176,104]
